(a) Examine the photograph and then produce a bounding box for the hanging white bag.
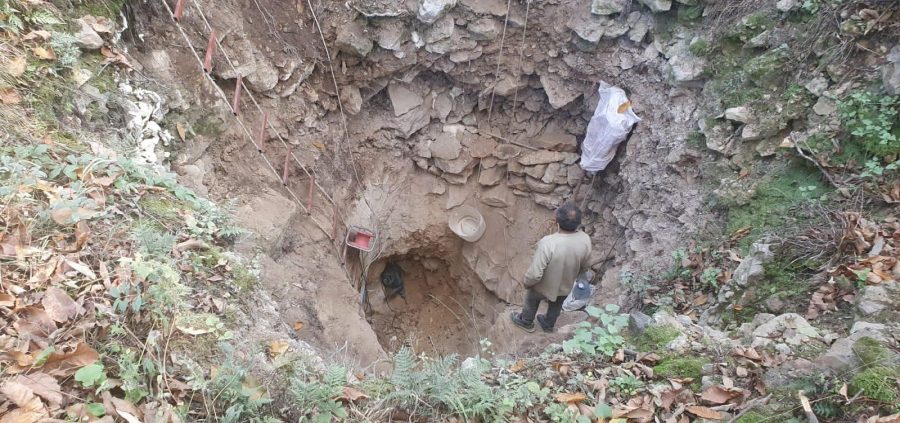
[579,84,641,172]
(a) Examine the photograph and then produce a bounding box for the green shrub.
[838,91,899,160]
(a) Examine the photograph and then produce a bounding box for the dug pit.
[365,251,503,357]
[131,0,712,364]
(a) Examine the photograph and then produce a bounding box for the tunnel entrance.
[365,251,503,357]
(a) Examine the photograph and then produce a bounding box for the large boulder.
[534,120,578,152]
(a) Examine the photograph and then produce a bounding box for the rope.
[486,0,514,124]
[158,0,336,242]
[302,0,377,218]
[190,3,344,216]
[510,0,531,116]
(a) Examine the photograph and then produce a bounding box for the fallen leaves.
[0,87,22,104]
[554,392,587,404]
[41,287,80,322]
[6,56,27,77]
[32,46,55,60]
[339,386,369,403]
[685,405,723,420]
[701,385,747,405]
[267,340,290,358]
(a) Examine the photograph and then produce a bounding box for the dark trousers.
[520,289,566,328]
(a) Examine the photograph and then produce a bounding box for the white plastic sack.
[563,271,596,312]
[579,84,641,172]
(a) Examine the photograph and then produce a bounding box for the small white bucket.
[448,205,486,242]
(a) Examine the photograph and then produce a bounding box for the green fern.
[290,365,349,422]
[26,8,62,26]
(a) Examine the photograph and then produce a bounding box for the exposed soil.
[366,252,503,357]
[127,0,713,364]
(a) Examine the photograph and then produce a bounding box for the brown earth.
[126,0,714,364]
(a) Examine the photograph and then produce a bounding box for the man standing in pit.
[511,202,592,333]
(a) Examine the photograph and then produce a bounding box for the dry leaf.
[268,340,289,358]
[292,321,305,332]
[554,392,587,404]
[612,405,654,421]
[74,220,91,251]
[0,87,22,105]
[617,101,632,114]
[0,292,15,307]
[3,373,62,407]
[32,46,55,60]
[41,287,79,322]
[13,306,57,341]
[509,359,527,373]
[176,122,187,141]
[701,385,745,405]
[7,56,27,77]
[64,258,96,279]
[22,30,51,41]
[339,386,369,403]
[685,405,723,420]
[111,397,142,421]
[0,393,48,423]
[312,141,326,150]
[40,342,100,376]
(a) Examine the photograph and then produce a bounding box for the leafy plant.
[609,374,643,396]
[839,91,899,160]
[49,31,82,68]
[74,363,110,392]
[0,0,24,33]
[291,365,349,423]
[385,347,527,421]
[701,267,721,290]
[563,304,628,357]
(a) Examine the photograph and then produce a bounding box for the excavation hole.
[366,251,503,357]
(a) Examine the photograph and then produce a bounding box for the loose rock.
[418,0,458,24]
[75,19,104,50]
[388,84,424,116]
[336,22,373,56]
[518,150,565,166]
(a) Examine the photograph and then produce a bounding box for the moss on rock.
[654,356,708,381]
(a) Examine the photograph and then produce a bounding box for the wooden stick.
[231,74,242,115]
[203,30,217,72]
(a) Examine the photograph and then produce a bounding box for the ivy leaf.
[85,402,106,417]
[74,363,104,388]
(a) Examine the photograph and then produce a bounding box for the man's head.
[555,202,582,232]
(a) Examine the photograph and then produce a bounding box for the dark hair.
[555,202,582,232]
